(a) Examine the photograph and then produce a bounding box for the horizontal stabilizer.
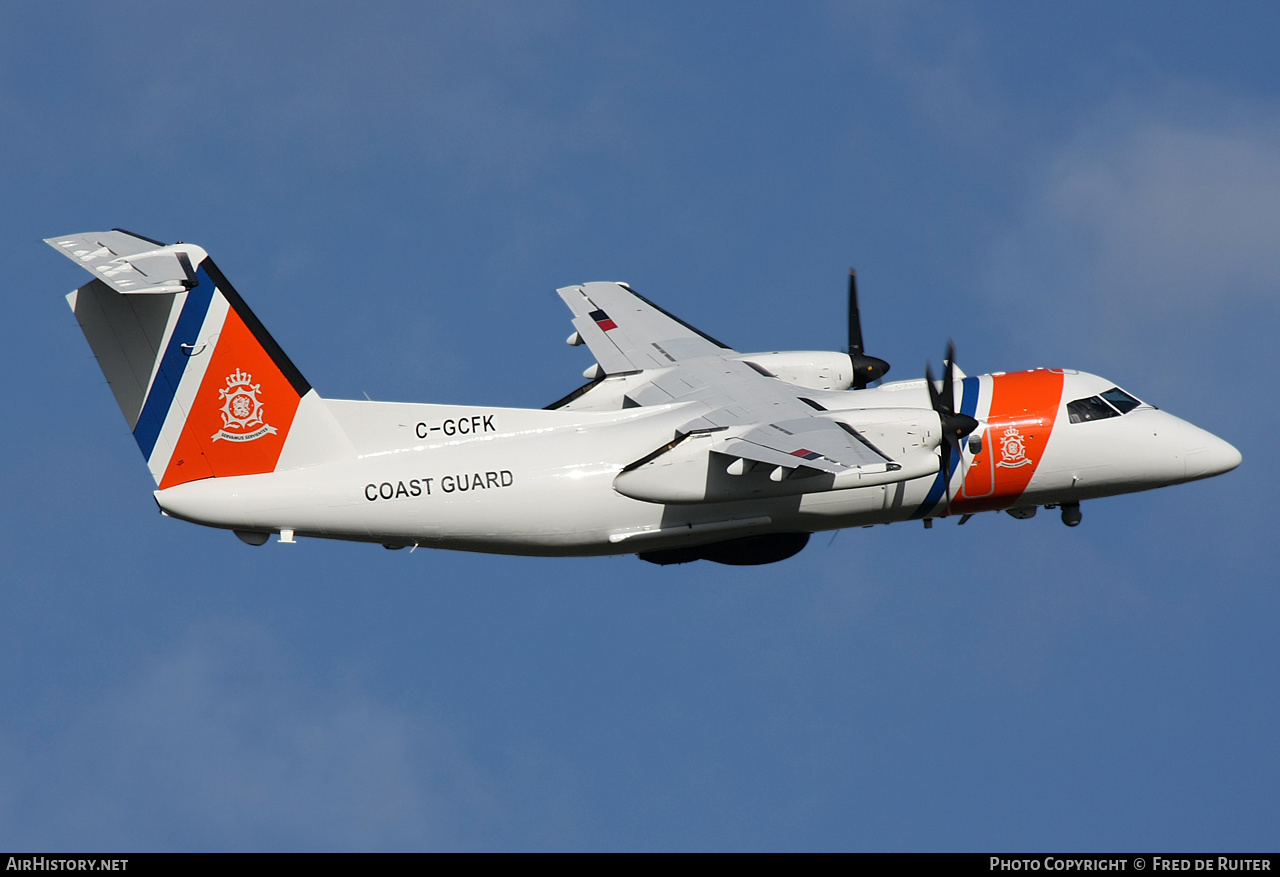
[46,230,207,295]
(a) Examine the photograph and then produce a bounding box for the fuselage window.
[1067,396,1120,423]
[1100,387,1141,414]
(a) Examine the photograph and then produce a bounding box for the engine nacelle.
[734,351,855,391]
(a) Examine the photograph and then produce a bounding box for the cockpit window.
[1067,396,1120,423]
[1067,386,1147,423]
[1100,387,1141,414]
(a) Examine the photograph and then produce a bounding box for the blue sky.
[2,2,1276,851]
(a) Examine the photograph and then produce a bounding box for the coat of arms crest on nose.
[212,368,278,442]
[996,424,1033,468]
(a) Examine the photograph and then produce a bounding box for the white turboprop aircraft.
[50,229,1241,565]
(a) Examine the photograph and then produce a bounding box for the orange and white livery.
[50,231,1241,564]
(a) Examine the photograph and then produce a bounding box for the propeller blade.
[939,431,954,508]
[848,269,865,357]
[925,341,979,516]
[847,268,890,390]
[943,432,975,510]
[942,340,957,415]
[925,359,944,415]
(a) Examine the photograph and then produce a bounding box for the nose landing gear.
[1060,501,1082,527]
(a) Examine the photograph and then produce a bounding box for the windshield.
[1067,386,1146,424]
[1100,387,1141,414]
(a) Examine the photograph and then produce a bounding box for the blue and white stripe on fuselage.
[910,375,988,518]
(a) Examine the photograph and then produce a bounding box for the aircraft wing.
[715,417,892,475]
[556,281,920,484]
[557,281,734,374]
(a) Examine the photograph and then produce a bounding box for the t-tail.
[49,229,314,489]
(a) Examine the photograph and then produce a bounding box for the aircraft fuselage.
[154,367,1239,556]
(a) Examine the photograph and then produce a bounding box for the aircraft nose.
[1124,410,1241,488]
[1184,430,1242,480]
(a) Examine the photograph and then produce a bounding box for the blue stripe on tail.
[132,268,216,460]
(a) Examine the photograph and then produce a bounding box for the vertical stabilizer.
[53,230,315,488]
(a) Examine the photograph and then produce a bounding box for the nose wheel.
[1060,501,1082,527]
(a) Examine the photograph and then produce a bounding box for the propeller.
[925,341,979,510]
[848,269,890,390]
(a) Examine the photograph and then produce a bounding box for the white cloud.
[985,95,1280,373]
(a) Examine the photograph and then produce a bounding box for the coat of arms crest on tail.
[213,368,278,442]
